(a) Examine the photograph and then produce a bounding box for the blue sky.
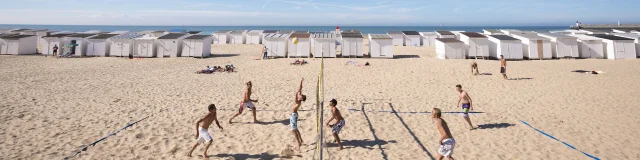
[0,0,638,26]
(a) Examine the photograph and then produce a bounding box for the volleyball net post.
[314,58,325,160]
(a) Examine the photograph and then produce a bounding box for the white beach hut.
[0,35,37,55]
[109,33,143,57]
[483,29,504,35]
[133,37,157,58]
[568,34,605,59]
[19,30,56,53]
[436,31,456,38]
[230,30,248,44]
[341,32,364,57]
[459,32,490,58]
[86,34,119,57]
[487,35,523,60]
[612,33,640,58]
[500,29,522,35]
[264,33,289,58]
[41,33,73,56]
[539,33,580,58]
[387,31,404,46]
[246,30,264,45]
[181,35,212,58]
[402,31,421,46]
[312,33,337,58]
[64,33,98,57]
[420,32,438,47]
[156,33,189,58]
[288,32,311,58]
[435,38,465,59]
[581,29,610,34]
[451,31,466,40]
[368,34,393,58]
[511,34,553,59]
[213,30,231,45]
[591,34,637,60]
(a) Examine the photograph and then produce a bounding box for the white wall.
[288,38,311,57]
[404,35,421,46]
[313,38,336,58]
[369,38,393,58]
[110,39,134,57]
[341,38,363,57]
[134,39,156,57]
[389,34,404,46]
[86,40,110,57]
[577,40,604,59]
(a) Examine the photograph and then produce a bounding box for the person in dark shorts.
[52,45,59,57]
[456,85,476,130]
[500,55,508,80]
[262,46,268,59]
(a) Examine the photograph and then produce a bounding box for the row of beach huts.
[1,28,639,60]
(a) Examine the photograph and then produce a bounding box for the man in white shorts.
[188,104,223,158]
[432,108,456,160]
[229,81,259,123]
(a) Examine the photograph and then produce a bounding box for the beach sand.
[1,41,640,160]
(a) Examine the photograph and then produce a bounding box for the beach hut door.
[0,42,7,54]
[322,41,330,57]
[537,40,543,59]
[615,42,625,59]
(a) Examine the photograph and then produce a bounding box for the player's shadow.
[389,103,436,160]
[477,123,516,129]
[509,78,533,80]
[327,139,397,149]
[244,119,305,125]
[211,152,282,159]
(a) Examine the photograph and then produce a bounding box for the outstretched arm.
[214,112,223,130]
[298,78,304,94]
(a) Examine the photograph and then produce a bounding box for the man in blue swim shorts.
[456,84,477,130]
[290,78,306,151]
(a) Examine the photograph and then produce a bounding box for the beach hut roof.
[420,32,437,35]
[387,31,403,34]
[488,35,518,41]
[0,33,20,38]
[230,30,248,34]
[89,34,119,39]
[112,33,144,39]
[184,35,212,40]
[436,31,454,35]
[1,35,35,40]
[263,30,279,33]
[67,33,98,38]
[265,33,289,39]
[280,30,294,34]
[342,33,363,38]
[188,31,202,34]
[249,30,264,33]
[436,38,463,43]
[590,34,634,40]
[342,30,360,33]
[312,33,336,39]
[512,34,548,40]
[369,34,392,39]
[295,30,309,33]
[568,34,602,40]
[290,33,311,38]
[483,29,502,33]
[43,33,74,38]
[169,29,187,33]
[215,30,232,33]
[10,28,31,32]
[539,33,576,39]
[613,33,640,38]
[402,31,420,35]
[310,31,327,34]
[460,32,486,38]
[157,33,187,39]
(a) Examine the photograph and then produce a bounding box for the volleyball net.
[314,58,326,160]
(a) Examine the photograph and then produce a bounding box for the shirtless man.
[471,61,479,75]
[456,84,476,130]
[432,108,456,160]
[326,99,345,150]
[229,81,259,123]
[188,104,223,158]
[500,55,508,80]
[290,78,307,150]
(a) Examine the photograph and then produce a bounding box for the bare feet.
[228,120,233,124]
[338,146,343,150]
[203,153,209,159]
[187,153,192,157]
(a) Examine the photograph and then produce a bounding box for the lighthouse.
[335,26,340,33]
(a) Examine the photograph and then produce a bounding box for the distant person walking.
[262,46,268,60]
[52,45,59,58]
[500,55,508,80]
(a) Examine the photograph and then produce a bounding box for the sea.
[0,24,569,35]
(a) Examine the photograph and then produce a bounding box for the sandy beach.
[2,41,640,160]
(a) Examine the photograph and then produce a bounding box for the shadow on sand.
[394,55,421,59]
[509,78,533,80]
[477,123,516,129]
[389,103,435,160]
[212,152,281,160]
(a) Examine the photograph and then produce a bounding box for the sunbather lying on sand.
[291,59,307,65]
[572,70,603,75]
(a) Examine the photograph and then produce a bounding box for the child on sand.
[432,108,456,160]
[326,99,345,150]
[471,62,479,75]
[500,55,508,80]
[188,104,223,158]
[290,78,307,151]
[229,81,259,123]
